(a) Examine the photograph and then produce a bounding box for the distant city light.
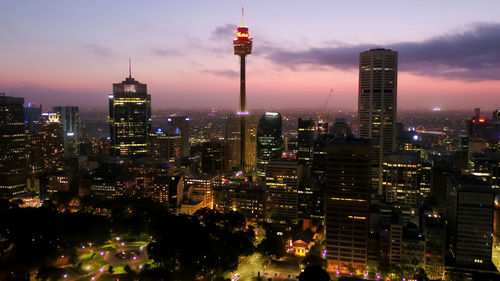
[236,111,249,115]
[265,112,278,116]
[433,107,441,111]
[413,134,419,141]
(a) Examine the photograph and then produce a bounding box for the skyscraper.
[382,152,422,206]
[166,116,191,158]
[358,48,398,192]
[447,176,495,269]
[53,106,80,157]
[109,66,151,158]
[257,112,283,178]
[325,139,371,273]
[0,94,29,198]
[297,118,315,166]
[40,112,64,172]
[233,9,253,170]
[265,160,303,230]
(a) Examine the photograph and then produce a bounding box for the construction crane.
[318,88,334,123]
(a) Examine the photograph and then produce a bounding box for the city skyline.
[1,1,500,110]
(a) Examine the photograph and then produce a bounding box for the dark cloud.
[152,48,181,57]
[210,24,237,41]
[264,23,500,81]
[83,44,114,58]
[201,69,238,78]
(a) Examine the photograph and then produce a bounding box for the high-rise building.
[150,128,182,168]
[233,10,253,171]
[257,112,283,178]
[53,106,80,157]
[24,102,42,133]
[382,152,423,206]
[214,178,265,224]
[166,116,191,158]
[35,113,64,174]
[447,175,495,269]
[265,160,303,230]
[0,95,29,198]
[423,212,446,280]
[325,139,371,273]
[330,118,352,139]
[298,118,315,166]
[201,141,226,175]
[225,114,241,170]
[358,48,398,192]
[109,68,151,158]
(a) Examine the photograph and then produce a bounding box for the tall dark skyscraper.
[358,48,398,192]
[109,66,151,158]
[166,116,191,158]
[297,118,315,166]
[233,10,253,170]
[447,176,495,269]
[326,139,371,273]
[0,94,29,198]
[53,106,79,157]
[257,112,283,177]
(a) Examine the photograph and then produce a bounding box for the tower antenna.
[242,7,244,26]
[129,58,132,78]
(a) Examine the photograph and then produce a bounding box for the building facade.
[109,74,151,158]
[53,106,80,157]
[325,139,371,273]
[0,95,29,197]
[257,112,283,178]
[265,160,303,229]
[358,49,398,192]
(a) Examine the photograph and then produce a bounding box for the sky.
[1,0,500,110]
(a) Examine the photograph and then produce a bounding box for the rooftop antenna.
[129,58,132,78]
[242,7,244,26]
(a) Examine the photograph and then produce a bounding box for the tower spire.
[242,7,244,26]
[129,58,132,78]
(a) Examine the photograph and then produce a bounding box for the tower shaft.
[240,55,247,168]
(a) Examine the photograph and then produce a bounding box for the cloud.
[83,44,114,58]
[201,69,238,78]
[264,23,500,81]
[210,24,237,41]
[152,48,181,57]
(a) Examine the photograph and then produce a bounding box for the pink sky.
[1,1,499,110]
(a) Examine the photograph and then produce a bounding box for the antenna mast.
[129,58,132,78]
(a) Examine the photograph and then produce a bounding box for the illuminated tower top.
[234,8,253,56]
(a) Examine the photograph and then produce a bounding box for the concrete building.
[358,48,398,193]
[53,106,80,157]
[325,139,371,273]
[0,95,29,198]
[109,69,151,158]
[265,160,303,229]
[447,175,495,269]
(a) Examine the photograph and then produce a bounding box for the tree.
[298,265,330,281]
[257,232,285,259]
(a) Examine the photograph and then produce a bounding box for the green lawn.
[81,252,97,261]
[99,245,116,251]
